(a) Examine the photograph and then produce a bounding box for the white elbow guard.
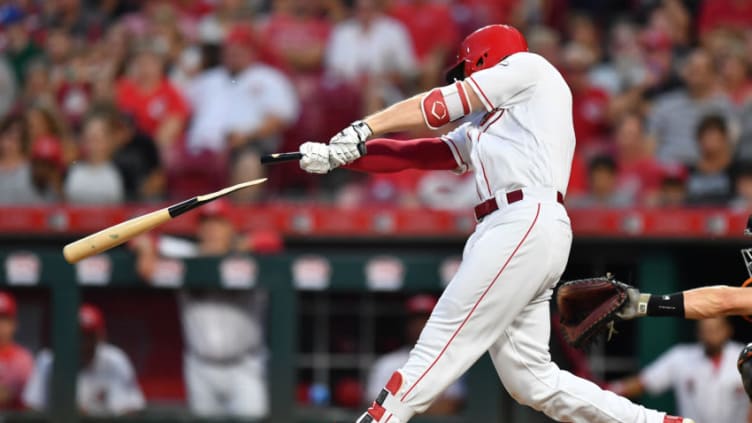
[420,82,471,130]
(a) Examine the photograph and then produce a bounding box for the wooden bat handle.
[63,208,171,264]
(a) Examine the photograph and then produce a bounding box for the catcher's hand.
[555,274,635,349]
[738,343,752,401]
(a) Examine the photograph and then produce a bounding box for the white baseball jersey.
[641,341,749,423]
[440,52,576,200]
[186,64,299,152]
[23,344,145,416]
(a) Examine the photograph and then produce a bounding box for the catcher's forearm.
[683,285,752,319]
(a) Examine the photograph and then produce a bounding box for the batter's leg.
[489,291,665,423]
[355,202,567,423]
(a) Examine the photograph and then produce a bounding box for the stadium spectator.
[184,24,298,201]
[367,295,464,415]
[24,104,74,163]
[197,0,253,45]
[730,166,752,211]
[569,155,633,208]
[0,56,16,119]
[686,115,736,205]
[23,303,145,416]
[260,0,332,76]
[562,43,610,153]
[0,291,33,410]
[613,114,664,205]
[325,0,416,112]
[0,115,40,204]
[1,5,42,84]
[389,0,459,89]
[720,48,752,108]
[29,136,64,202]
[132,199,280,418]
[648,49,735,164]
[115,44,189,148]
[40,0,104,40]
[608,317,749,423]
[526,25,561,69]
[655,164,689,208]
[698,0,752,38]
[63,111,125,204]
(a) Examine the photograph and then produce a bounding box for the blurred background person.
[182,24,299,202]
[22,303,145,416]
[63,110,125,204]
[569,155,633,208]
[0,291,33,411]
[648,49,735,165]
[325,0,417,114]
[0,114,40,204]
[686,114,736,205]
[612,113,664,206]
[367,295,464,416]
[132,199,282,418]
[608,318,749,423]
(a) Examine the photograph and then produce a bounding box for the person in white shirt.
[325,0,417,111]
[185,24,299,201]
[132,199,269,418]
[609,317,750,423]
[367,295,464,415]
[22,304,145,416]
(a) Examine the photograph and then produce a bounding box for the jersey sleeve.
[465,52,541,112]
[639,346,682,395]
[440,122,473,174]
[22,350,53,411]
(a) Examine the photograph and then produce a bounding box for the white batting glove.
[299,142,332,174]
[328,120,371,166]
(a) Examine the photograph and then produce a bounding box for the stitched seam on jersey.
[440,136,468,172]
[503,324,625,423]
[400,204,541,401]
[467,77,493,111]
[482,110,505,133]
[468,132,493,197]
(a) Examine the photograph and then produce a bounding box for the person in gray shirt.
[648,49,736,165]
[0,116,43,204]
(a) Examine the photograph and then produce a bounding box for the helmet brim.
[445,60,465,84]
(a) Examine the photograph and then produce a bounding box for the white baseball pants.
[361,195,666,423]
[184,353,268,418]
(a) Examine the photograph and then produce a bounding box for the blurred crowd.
[0,0,750,209]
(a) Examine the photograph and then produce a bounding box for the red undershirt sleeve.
[344,138,459,173]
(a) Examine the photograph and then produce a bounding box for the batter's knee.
[500,361,566,411]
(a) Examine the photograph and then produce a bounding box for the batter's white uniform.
[380,52,667,422]
[640,341,748,423]
[22,344,145,416]
[158,236,268,418]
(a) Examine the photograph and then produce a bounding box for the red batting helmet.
[446,24,528,83]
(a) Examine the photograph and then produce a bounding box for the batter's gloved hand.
[300,142,332,174]
[738,343,752,401]
[329,120,372,165]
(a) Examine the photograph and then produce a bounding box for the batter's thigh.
[395,203,564,415]
[490,294,664,423]
[226,355,269,418]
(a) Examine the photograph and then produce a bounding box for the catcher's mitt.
[555,274,632,349]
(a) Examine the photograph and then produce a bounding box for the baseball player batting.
[297,24,693,423]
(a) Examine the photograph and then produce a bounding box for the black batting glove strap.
[351,120,373,142]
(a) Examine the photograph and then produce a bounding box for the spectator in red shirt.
[699,0,752,37]
[260,0,332,76]
[389,0,459,89]
[562,43,611,154]
[0,291,33,410]
[613,113,664,205]
[116,45,189,149]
